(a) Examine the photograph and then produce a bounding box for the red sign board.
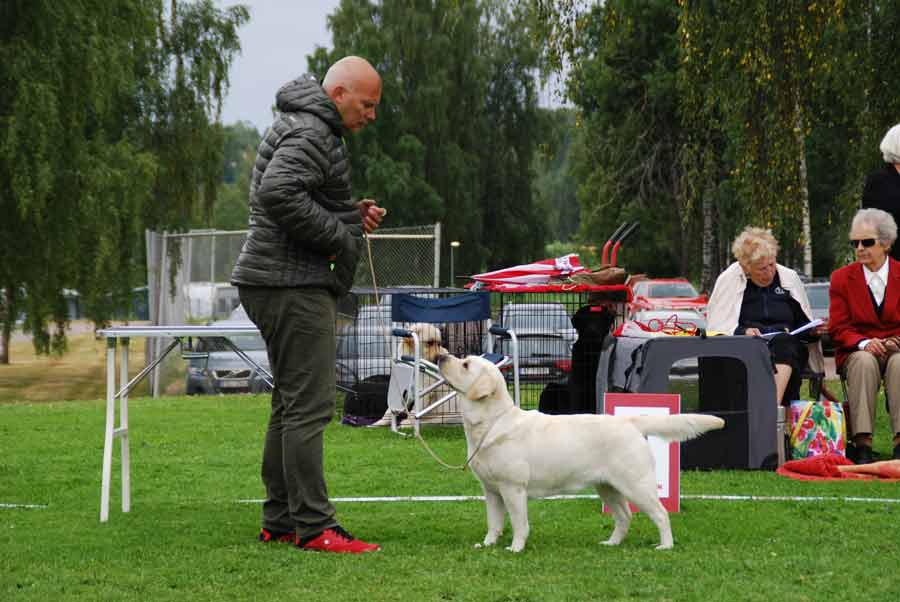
[603,392,681,513]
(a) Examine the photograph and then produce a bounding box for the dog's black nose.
[436,353,449,365]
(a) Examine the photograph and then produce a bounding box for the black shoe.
[853,444,875,465]
[893,444,900,460]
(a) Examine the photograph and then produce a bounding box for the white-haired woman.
[707,227,825,405]
[862,123,900,262]
[829,208,900,464]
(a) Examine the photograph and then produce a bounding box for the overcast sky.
[216,0,565,133]
[216,0,341,133]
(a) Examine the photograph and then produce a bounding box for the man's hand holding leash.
[359,198,386,234]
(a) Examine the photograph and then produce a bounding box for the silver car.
[498,303,578,346]
[804,281,832,355]
[496,303,576,383]
[185,306,271,395]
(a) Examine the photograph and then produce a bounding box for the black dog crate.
[490,291,624,412]
[596,335,779,469]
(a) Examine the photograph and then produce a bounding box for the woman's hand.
[864,338,889,358]
[884,336,900,355]
[744,328,762,337]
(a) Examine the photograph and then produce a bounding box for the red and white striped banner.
[470,254,586,285]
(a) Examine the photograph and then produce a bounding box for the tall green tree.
[678,0,845,278]
[0,0,247,363]
[530,0,900,283]
[309,0,545,281]
[203,121,259,231]
[567,1,692,276]
[533,108,580,244]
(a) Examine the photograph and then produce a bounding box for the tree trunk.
[0,287,12,364]
[796,103,813,277]
[700,182,716,294]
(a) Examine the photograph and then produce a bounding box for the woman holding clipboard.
[707,227,826,405]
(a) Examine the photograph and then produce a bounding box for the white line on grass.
[236,494,900,505]
[0,502,48,509]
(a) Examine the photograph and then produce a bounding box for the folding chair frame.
[387,326,520,436]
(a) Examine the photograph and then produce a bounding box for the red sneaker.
[258,528,294,543]
[297,525,381,554]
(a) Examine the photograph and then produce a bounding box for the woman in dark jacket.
[862,123,900,262]
[707,227,824,405]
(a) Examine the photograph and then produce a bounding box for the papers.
[760,318,824,339]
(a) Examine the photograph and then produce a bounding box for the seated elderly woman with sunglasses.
[829,208,900,464]
[707,227,825,405]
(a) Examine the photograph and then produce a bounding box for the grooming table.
[95,325,272,522]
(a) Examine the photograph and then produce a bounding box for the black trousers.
[768,333,808,403]
[239,286,338,538]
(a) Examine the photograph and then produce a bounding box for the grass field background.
[2,330,900,601]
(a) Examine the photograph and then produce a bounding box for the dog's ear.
[467,367,497,401]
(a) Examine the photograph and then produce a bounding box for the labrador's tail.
[627,414,725,442]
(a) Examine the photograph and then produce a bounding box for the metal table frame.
[96,325,272,522]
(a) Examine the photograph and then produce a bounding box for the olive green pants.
[239,286,337,538]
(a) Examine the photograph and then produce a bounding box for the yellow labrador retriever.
[437,354,724,552]
[371,323,454,427]
[401,323,447,363]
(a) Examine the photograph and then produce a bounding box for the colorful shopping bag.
[788,400,847,460]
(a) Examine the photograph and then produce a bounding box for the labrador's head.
[402,323,448,362]
[437,354,505,402]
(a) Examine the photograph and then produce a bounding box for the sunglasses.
[849,238,877,248]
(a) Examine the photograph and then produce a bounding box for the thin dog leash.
[365,233,380,306]
[413,406,513,471]
[364,222,504,471]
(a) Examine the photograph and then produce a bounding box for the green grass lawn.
[2,393,899,601]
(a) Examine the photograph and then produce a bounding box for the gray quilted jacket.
[230,74,362,296]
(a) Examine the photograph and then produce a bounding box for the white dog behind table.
[370,323,460,427]
[437,353,725,552]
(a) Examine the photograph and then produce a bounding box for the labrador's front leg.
[499,486,529,552]
[476,488,505,548]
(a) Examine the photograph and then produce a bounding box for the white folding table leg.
[119,338,131,513]
[100,337,117,522]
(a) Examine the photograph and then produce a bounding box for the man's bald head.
[322,56,382,132]
[322,56,380,92]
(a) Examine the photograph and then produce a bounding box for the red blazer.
[829,257,900,370]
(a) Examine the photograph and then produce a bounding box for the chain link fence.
[144,224,441,396]
[353,224,441,288]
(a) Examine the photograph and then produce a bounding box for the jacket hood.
[275,74,343,135]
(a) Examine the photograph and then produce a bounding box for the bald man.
[231,56,385,553]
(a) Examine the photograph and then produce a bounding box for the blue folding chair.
[385,292,520,435]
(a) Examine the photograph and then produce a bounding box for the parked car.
[496,333,572,383]
[335,324,398,390]
[185,305,271,395]
[498,303,578,346]
[804,280,832,355]
[495,303,576,383]
[628,278,707,317]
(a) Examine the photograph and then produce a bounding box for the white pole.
[100,337,116,522]
[153,233,168,398]
[120,338,131,513]
[433,222,441,288]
